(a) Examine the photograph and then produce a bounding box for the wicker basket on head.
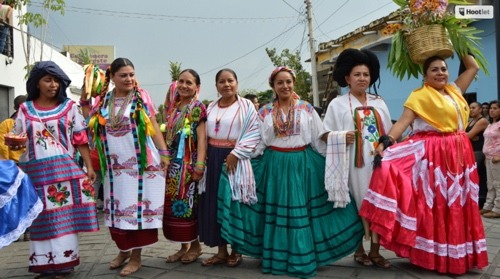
[405,24,453,64]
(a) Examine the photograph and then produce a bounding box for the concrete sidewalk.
[1,212,499,279]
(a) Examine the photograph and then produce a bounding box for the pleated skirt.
[218,146,364,278]
[360,131,488,274]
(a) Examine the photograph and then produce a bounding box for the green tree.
[257,89,274,106]
[265,48,312,102]
[11,0,66,75]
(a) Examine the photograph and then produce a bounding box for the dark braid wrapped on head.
[332,48,380,94]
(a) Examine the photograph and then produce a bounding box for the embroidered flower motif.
[368,125,377,133]
[190,107,202,122]
[171,199,191,218]
[81,179,95,200]
[47,183,70,206]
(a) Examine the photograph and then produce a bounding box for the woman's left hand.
[160,157,170,172]
[191,170,203,182]
[87,168,97,184]
[225,153,238,174]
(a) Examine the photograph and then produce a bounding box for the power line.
[200,22,303,75]
[314,0,349,32]
[29,2,298,24]
[323,1,395,36]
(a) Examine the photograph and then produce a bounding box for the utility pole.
[305,0,319,107]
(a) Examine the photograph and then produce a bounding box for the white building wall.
[0,5,83,121]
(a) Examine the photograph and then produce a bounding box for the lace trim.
[415,236,487,259]
[0,198,43,249]
[0,170,24,208]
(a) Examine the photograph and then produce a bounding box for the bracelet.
[195,161,206,166]
[79,99,91,106]
[160,154,172,159]
[193,168,205,175]
[194,166,205,171]
[158,149,170,156]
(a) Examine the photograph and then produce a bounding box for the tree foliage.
[265,48,312,101]
[11,0,66,75]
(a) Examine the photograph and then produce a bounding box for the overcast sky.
[29,0,399,105]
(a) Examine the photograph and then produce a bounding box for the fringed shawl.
[199,96,261,204]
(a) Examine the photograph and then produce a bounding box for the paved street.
[1,212,499,279]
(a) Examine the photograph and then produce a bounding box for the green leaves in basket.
[388,0,488,80]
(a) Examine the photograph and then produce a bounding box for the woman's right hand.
[80,83,88,101]
[374,143,384,157]
[345,131,356,145]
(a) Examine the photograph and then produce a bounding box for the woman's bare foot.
[109,251,131,270]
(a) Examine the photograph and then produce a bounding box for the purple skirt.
[198,145,231,247]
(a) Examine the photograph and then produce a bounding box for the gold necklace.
[109,90,134,129]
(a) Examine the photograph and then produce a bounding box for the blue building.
[316,6,497,119]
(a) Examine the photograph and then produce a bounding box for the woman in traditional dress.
[198,68,260,267]
[321,48,393,268]
[82,58,169,277]
[481,100,500,218]
[220,66,364,278]
[11,61,98,278]
[360,54,488,274]
[162,69,207,264]
[0,154,42,249]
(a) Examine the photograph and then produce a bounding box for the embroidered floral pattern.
[47,183,71,206]
[362,110,381,147]
[81,179,95,200]
[35,128,56,150]
[171,199,192,218]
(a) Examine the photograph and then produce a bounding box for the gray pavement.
[1,212,500,279]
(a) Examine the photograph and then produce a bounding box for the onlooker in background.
[0,0,13,55]
[0,95,30,242]
[9,61,98,278]
[243,93,259,111]
[481,102,491,121]
[481,100,500,218]
[466,101,489,208]
[0,95,26,162]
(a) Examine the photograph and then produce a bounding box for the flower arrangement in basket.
[388,0,488,79]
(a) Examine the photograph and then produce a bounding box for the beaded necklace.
[109,90,134,130]
[272,98,295,138]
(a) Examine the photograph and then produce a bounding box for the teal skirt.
[218,146,363,278]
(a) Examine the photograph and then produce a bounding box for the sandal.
[353,253,373,266]
[119,260,141,277]
[226,253,242,267]
[165,249,186,263]
[109,251,131,270]
[201,255,227,266]
[180,249,203,264]
[369,255,391,269]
